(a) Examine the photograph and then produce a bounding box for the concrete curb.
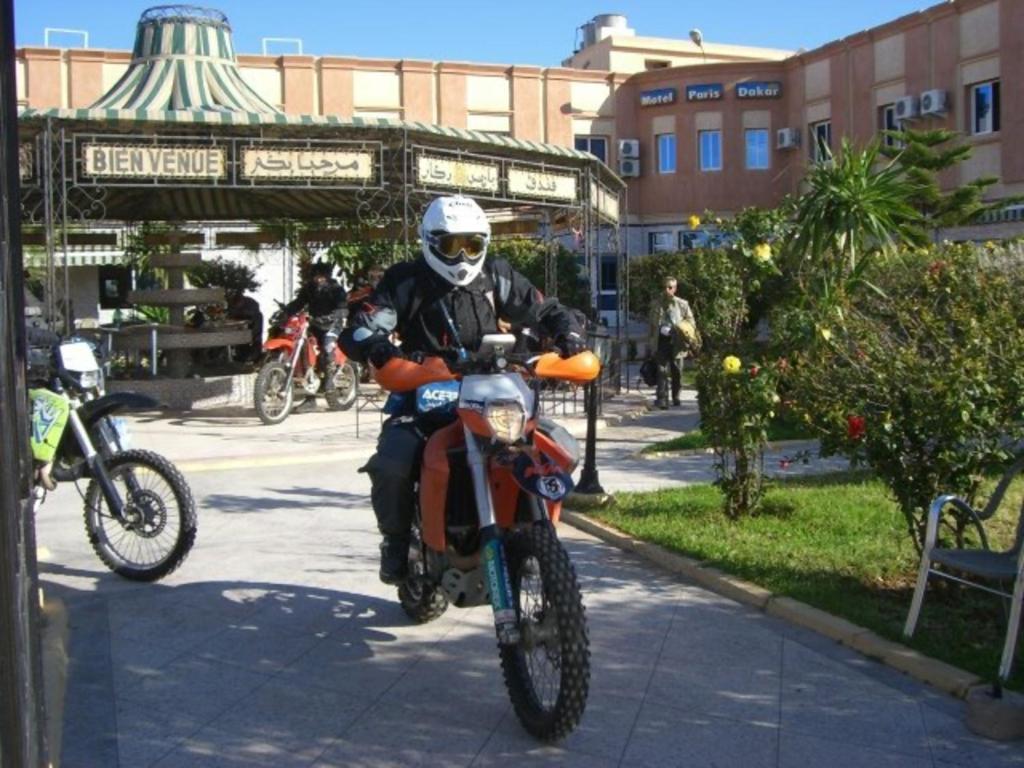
[561,509,984,700]
[636,439,817,460]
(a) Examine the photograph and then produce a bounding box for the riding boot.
[362,420,422,583]
[379,535,410,584]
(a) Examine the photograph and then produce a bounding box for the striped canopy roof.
[91,5,279,113]
[17,108,600,162]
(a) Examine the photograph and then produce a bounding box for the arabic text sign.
[416,155,499,192]
[590,181,620,223]
[508,168,577,202]
[242,148,374,180]
[83,144,226,179]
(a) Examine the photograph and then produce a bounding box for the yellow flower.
[753,242,772,263]
[688,214,702,230]
[984,240,998,251]
[723,355,742,374]
[818,327,832,341]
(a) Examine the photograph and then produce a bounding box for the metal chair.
[904,455,1024,681]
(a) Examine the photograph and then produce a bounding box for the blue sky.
[17,1,935,65]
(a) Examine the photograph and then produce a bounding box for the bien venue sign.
[242,148,374,180]
[83,143,227,179]
[640,87,677,107]
[507,168,577,202]
[416,155,499,192]
[736,81,783,99]
[686,84,723,102]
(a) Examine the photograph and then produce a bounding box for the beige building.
[16,0,1023,269]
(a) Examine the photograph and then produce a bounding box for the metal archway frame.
[18,111,626,386]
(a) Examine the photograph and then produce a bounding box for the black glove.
[367,341,400,368]
[554,331,586,359]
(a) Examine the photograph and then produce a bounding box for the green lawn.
[591,472,1024,688]
[641,418,814,454]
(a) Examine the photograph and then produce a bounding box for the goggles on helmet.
[430,232,487,261]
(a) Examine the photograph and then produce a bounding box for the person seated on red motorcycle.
[345,265,385,321]
[284,261,347,410]
[341,195,586,584]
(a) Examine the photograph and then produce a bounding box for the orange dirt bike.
[253,306,358,424]
[373,334,599,741]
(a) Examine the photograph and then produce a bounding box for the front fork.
[68,409,129,520]
[465,426,521,646]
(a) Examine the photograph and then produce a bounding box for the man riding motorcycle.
[342,195,586,583]
[284,261,347,409]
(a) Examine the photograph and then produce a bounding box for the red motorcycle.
[253,307,358,424]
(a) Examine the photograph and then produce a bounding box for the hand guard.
[367,341,400,368]
[555,331,586,359]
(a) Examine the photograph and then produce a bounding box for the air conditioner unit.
[895,95,920,121]
[618,157,640,177]
[920,89,949,116]
[618,139,640,159]
[776,128,800,150]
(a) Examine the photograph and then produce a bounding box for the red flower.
[847,415,866,441]
[749,365,761,378]
[927,260,947,278]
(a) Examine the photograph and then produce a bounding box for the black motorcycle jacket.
[285,280,347,331]
[342,257,582,363]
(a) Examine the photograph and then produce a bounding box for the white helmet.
[421,196,491,286]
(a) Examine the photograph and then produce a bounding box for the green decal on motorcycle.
[29,388,70,462]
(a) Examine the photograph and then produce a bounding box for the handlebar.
[373,349,600,392]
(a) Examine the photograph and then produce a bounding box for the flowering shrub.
[626,208,795,517]
[783,244,1024,550]
[699,355,781,518]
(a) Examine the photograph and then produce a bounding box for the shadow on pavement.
[40,567,414,768]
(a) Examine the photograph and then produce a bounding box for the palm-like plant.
[789,139,925,299]
[882,127,1009,238]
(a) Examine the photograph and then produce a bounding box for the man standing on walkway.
[648,277,699,409]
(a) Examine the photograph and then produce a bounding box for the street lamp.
[575,326,610,496]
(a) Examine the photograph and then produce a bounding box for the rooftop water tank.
[594,13,628,29]
[581,20,596,49]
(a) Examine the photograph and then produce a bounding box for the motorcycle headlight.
[78,369,102,390]
[485,400,527,444]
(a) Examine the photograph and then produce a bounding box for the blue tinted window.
[574,135,608,162]
[657,134,676,174]
[699,130,722,172]
[745,129,769,170]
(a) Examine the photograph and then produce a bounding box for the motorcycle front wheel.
[84,449,197,581]
[324,361,358,411]
[500,521,590,741]
[254,361,294,424]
